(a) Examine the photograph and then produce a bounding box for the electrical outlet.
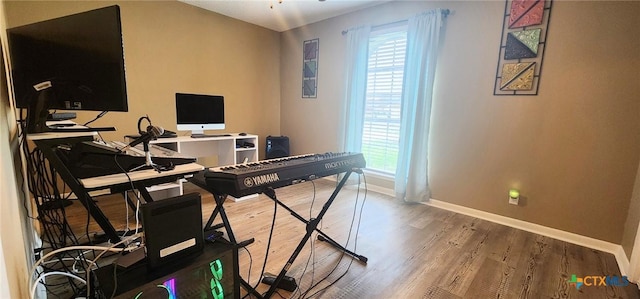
[509,189,519,205]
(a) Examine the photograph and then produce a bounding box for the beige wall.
[1,1,32,297]
[623,164,640,259]
[4,1,281,155]
[280,1,640,243]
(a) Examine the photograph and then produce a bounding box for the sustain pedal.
[261,273,297,292]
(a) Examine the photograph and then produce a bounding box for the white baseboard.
[613,246,631,279]
[425,198,631,279]
[325,176,396,198]
[362,183,394,197]
[323,172,396,198]
[325,179,634,283]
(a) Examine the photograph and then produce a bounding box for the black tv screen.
[7,5,128,112]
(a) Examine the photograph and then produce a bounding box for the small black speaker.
[266,136,290,159]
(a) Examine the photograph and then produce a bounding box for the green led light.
[509,189,519,198]
[209,259,224,299]
[209,259,223,281]
[210,278,224,299]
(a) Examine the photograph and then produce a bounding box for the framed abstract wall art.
[494,0,553,95]
[302,38,319,98]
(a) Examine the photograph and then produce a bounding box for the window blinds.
[361,24,407,174]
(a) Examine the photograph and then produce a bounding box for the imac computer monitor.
[176,93,225,136]
[7,5,128,112]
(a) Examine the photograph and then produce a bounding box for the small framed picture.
[302,38,319,98]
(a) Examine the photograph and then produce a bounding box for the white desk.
[150,134,258,164]
[142,134,259,200]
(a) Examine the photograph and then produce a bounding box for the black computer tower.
[93,241,239,298]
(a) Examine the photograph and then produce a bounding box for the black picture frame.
[302,38,319,98]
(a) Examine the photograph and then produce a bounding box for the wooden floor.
[64,179,640,298]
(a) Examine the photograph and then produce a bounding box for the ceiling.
[180,0,391,32]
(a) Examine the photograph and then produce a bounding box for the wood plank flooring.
[64,179,640,298]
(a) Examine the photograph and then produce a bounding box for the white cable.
[40,258,76,266]
[30,271,86,299]
[29,233,143,295]
[31,246,123,280]
[122,191,130,237]
[72,250,98,274]
[41,257,94,275]
[40,250,94,274]
[84,233,144,297]
[134,196,141,235]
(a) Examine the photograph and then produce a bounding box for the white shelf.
[145,182,180,192]
[140,133,259,200]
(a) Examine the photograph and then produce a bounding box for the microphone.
[119,125,164,152]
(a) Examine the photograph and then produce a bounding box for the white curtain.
[341,26,370,153]
[629,226,640,284]
[395,10,445,203]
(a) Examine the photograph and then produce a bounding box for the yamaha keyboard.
[66,140,197,178]
[204,152,366,197]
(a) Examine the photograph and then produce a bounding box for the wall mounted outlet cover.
[509,189,519,205]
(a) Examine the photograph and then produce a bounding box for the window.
[361,24,407,174]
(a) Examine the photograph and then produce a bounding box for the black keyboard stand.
[30,136,200,245]
[262,184,368,262]
[32,136,122,243]
[190,169,367,298]
[260,170,367,298]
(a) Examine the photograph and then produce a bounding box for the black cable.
[84,196,93,246]
[253,191,279,295]
[290,181,318,299]
[262,189,279,269]
[16,113,37,220]
[307,174,368,297]
[87,154,140,298]
[21,136,85,296]
[300,172,367,299]
[111,261,119,298]
[17,112,123,296]
[298,183,349,298]
[240,246,254,299]
[114,154,142,234]
[74,155,140,298]
[18,107,103,297]
[83,111,108,126]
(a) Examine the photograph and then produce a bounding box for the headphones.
[137,115,152,135]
